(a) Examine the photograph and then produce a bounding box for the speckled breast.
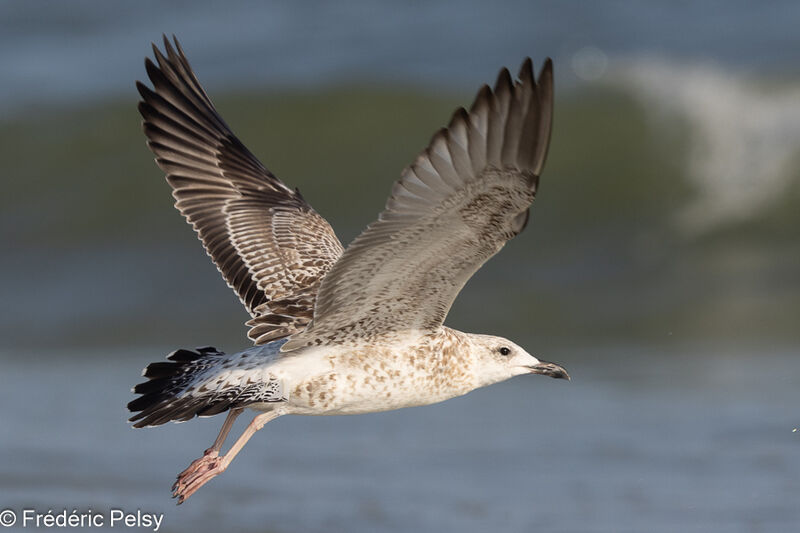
[286,330,477,415]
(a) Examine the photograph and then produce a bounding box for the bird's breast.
[283,342,477,415]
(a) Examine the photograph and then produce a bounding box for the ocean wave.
[601,56,800,234]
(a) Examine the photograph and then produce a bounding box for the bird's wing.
[283,58,553,351]
[138,36,344,344]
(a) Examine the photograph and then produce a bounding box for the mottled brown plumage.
[138,37,552,351]
[284,58,553,349]
[137,37,344,344]
[131,36,565,505]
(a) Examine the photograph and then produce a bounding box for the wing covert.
[283,58,553,350]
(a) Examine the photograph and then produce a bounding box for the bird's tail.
[127,346,226,428]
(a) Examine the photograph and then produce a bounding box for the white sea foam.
[606,57,800,233]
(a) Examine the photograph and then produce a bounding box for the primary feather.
[138,36,344,344]
[283,59,553,350]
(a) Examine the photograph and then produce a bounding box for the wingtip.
[143,56,163,83]
[540,58,554,79]
[469,84,493,114]
[447,107,470,130]
[494,67,513,94]
[152,34,182,56]
[162,35,174,55]
[427,126,449,149]
[172,35,189,61]
[135,79,153,101]
[537,58,555,104]
[518,57,534,82]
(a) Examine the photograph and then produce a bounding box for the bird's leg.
[208,407,243,454]
[172,410,280,504]
[172,407,243,487]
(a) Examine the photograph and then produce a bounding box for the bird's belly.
[286,363,476,415]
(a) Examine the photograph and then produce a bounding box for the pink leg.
[209,407,243,453]
[172,408,242,492]
[173,410,279,504]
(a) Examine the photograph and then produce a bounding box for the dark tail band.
[128,346,224,428]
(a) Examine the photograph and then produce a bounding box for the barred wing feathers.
[283,59,553,350]
[138,36,343,344]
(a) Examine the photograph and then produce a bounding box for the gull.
[128,36,569,504]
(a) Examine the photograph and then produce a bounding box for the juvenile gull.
[128,36,569,504]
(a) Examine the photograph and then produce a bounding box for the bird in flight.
[129,36,569,504]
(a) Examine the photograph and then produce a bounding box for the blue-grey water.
[2,345,798,533]
[2,1,799,532]
[2,0,800,119]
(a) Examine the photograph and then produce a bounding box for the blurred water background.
[1,1,799,532]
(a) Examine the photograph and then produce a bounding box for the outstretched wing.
[284,58,553,351]
[138,36,344,344]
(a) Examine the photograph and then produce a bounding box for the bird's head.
[467,333,570,387]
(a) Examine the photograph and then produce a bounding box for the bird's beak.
[528,361,570,381]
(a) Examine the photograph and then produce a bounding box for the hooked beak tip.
[529,361,570,381]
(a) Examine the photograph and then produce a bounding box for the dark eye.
[499,347,511,356]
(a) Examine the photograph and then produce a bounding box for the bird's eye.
[499,347,511,356]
